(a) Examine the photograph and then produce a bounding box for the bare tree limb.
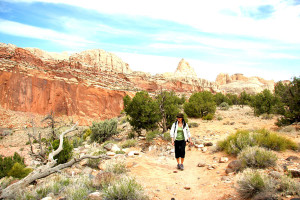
[0,154,110,199]
[48,122,78,162]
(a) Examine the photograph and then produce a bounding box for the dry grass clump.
[217,129,298,155]
[102,176,148,200]
[236,169,300,199]
[238,146,277,169]
[121,139,138,148]
[17,173,94,200]
[236,169,276,199]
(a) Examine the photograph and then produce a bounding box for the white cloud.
[0,19,93,47]
[8,0,300,44]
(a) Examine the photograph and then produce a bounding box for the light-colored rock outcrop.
[174,58,198,78]
[70,49,132,74]
[216,73,275,94]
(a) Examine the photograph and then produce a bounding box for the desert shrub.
[279,175,300,196]
[87,158,101,169]
[0,152,25,178]
[238,146,277,169]
[115,150,125,154]
[105,161,127,175]
[90,118,118,143]
[124,91,161,134]
[188,122,199,128]
[162,132,171,142]
[203,113,214,120]
[236,168,276,199]
[103,177,148,200]
[72,136,84,148]
[127,131,136,139]
[217,116,223,121]
[219,102,230,110]
[275,77,300,126]
[121,139,138,148]
[217,129,297,155]
[250,89,278,116]
[51,139,73,164]
[83,129,92,140]
[261,113,273,120]
[146,130,159,142]
[7,162,33,179]
[238,90,252,107]
[184,91,216,118]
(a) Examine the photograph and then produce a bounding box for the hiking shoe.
[177,164,181,169]
[180,164,184,170]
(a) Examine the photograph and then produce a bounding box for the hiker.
[170,113,193,170]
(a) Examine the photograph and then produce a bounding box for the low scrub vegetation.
[219,102,230,110]
[237,146,277,169]
[146,130,159,142]
[237,168,300,199]
[217,129,297,155]
[236,169,276,199]
[0,152,26,179]
[121,139,137,148]
[102,177,148,200]
[90,118,118,143]
[51,139,73,164]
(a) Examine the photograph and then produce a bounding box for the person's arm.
[170,123,175,146]
[186,124,193,145]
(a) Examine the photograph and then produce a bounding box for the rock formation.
[0,42,276,124]
[215,73,275,94]
[174,59,197,78]
[0,43,219,124]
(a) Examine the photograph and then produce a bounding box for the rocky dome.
[216,73,275,94]
[174,59,197,78]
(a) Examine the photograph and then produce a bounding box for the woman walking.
[170,113,192,170]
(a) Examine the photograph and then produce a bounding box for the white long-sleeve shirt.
[170,121,191,141]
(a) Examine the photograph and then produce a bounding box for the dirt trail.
[126,106,299,200]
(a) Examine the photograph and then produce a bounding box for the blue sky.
[0,0,299,81]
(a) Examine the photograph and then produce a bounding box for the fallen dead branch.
[0,122,110,199]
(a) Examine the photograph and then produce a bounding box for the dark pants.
[175,140,186,158]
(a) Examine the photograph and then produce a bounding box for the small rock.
[111,144,121,152]
[41,197,53,200]
[225,168,235,174]
[290,169,300,178]
[82,167,93,175]
[134,152,140,155]
[202,147,208,152]
[173,170,178,173]
[204,142,213,146]
[227,160,242,171]
[197,162,206,167]
[88,191,102,200]
[219,157,229,163]
[286,156,299,161]
[79,159,89,166]
[221,176,230,181]
[106,152,115,156]
[103,143,114,151]
[184,186,190,190]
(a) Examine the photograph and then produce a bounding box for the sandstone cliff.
[216,73,275,94]
[0,43,218,124]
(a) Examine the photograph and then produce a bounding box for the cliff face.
[0,43,276,124]
[216,73,275,94]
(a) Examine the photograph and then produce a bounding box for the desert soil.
[0,106,299,200]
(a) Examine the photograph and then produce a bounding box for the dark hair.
[176,117,186,129]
